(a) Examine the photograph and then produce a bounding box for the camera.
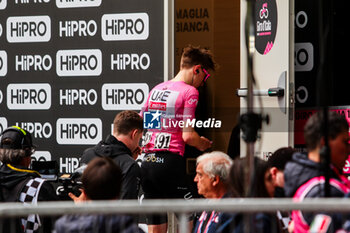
[31,160,84,200]
[56,171,83,200]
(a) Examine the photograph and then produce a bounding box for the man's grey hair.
[196,151,233,182]
[0,148,27,165]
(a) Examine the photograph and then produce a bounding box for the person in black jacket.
[0,126,59,233]
[284,111,350,232]
[54,156,144,233]
[80,110,143,200]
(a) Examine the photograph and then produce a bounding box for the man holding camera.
[55,156,143,233]
[0,126,59,233]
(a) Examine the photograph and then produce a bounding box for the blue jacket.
[193,192,275,233]
[215,212,275,233]
[193,210,231,233]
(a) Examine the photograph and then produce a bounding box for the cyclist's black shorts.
[140,151,193,224]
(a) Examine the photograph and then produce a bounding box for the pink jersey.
[141,80,199,156]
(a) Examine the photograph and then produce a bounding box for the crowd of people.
[1,45,350,233]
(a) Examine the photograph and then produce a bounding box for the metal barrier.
[1,198,350,233]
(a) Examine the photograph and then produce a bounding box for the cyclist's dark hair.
[180,44,216,71]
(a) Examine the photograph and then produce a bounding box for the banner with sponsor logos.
[0,0,166,174]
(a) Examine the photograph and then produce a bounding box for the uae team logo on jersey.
[143,110,162,129]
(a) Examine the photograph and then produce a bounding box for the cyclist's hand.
[199,136,212,151]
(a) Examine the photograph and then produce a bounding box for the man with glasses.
[140,45,216,233]
[0,126,59,233]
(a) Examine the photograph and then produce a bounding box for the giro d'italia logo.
[255,0,277,55]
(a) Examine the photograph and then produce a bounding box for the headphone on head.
[0,126,34,155]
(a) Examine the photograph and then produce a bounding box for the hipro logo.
[0,117,8,134]
[101,13,149,41]
[102,83,149,110]
[143,111,162,129]
[59,157,80,173]
[7,15,51,43]
[7,83,51,109]
[15,0,50,4]
[56,49,102,76]
[60,89,97,105]
[111,53,150,70]
[0,0,6,9]
[0,50,7,76]
[56,118,102,145]
[56,0,101,8]
[59,20,97,37]
[15,54,52,71]
[16,122,52,139]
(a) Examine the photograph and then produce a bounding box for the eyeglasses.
[202,68,210,82]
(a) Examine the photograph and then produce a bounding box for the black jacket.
[0,164,59,232]
[54,214,144,233]
[284,152,349,230]
[80,135,141,200]
[0,164,58,202]
[284,152,347,199]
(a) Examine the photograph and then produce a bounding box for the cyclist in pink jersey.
[141,80,204,156]
[140,45,216,233]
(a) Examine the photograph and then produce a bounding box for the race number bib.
[154,133,171,149]
[142,131,153,146]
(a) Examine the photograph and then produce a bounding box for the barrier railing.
[1,198,350,233]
